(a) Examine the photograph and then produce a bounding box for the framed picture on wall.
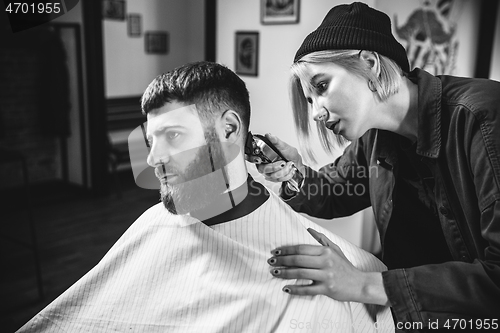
[102,0,126,21]
[261,0,300,25]
[127,14,141,37]
[145,31,169,54]
[377,0,477,77]
[235,31,259,76]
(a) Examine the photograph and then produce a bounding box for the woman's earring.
[367,79,377,92]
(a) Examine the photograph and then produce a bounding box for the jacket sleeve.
[280,139,371,218]
[383,101,500,327]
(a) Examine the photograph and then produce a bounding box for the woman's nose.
[312,105,329,122]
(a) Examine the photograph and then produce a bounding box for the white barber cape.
[18,179,394,333]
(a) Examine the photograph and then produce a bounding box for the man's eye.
[166,132,180,140]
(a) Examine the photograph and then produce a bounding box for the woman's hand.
[256,134,305,183]
[267,228,389,305]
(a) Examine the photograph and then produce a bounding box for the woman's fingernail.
[283,287,291,293]
[267,258,276,265]
[272,249,281,256]
[272,269,281,275]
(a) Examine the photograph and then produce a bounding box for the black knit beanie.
[294,2,409,73]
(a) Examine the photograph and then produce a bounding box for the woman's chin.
[339,130,353,141]
[342,128,370,142]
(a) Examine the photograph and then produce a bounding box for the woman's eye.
[316,82,328,93]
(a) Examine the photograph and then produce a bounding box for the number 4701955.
[444,319,498,330]
[5,3,61,14]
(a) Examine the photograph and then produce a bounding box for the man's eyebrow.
[146,125,186,139]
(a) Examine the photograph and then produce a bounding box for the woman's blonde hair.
[289,50,405,162]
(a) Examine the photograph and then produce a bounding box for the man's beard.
[160,128,230,215]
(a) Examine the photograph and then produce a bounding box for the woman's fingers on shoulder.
[271,267,323,282]
[269,254,323,268]
[282,284,323,296]
[271,244,324,256]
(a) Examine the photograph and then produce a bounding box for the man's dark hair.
[141,61,251,132]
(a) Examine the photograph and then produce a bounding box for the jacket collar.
[412,68,443,158]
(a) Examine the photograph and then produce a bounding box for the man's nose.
[147,141,170,168]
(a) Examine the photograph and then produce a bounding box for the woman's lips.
[326,120,341,134]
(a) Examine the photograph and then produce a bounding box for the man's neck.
[190,151,269,225]
[223,150,248,191]
[190,173,269,226]
[187,151,255,222]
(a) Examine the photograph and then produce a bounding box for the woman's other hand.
[267,228,389,306]
[256,133,305,183]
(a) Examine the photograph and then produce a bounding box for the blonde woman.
[261,1,500,329]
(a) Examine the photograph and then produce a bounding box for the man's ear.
[359,50,381,77]
[219,110,242,143]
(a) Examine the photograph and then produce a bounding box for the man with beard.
[18,62,394,332]
[146,102,245,220]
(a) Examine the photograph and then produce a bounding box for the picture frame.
[145,31,169,54]
[235,31,259,76]
[377,0,474,77]
[127,13,141,37]
[102,0,126,21]
[261,0,300,25]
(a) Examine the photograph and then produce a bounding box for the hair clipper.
[245,132,304,192]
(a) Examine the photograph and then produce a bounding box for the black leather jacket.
[282,68,500,327]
